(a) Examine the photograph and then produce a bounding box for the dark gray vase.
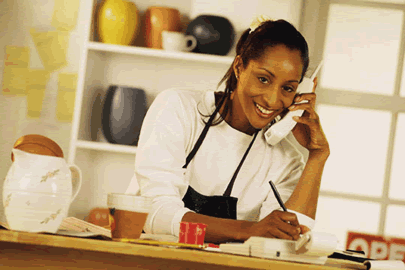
[185,15,235,56]
[101,86,147,146]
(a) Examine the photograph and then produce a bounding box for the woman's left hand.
[289,77,330,155]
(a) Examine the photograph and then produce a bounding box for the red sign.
[346,232,405,262]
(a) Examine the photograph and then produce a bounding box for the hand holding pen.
[268,180,311,237]
[244,181,303,240]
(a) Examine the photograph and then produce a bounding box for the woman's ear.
[233,55,243,79]
[230,90,236,100]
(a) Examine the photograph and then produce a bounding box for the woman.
[132,17,329,244]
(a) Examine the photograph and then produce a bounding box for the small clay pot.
[144,6,182,49]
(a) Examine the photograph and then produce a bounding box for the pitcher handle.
[68,164,82,202]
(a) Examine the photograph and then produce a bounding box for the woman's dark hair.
[207,19,309,126]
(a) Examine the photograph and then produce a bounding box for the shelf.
[76,140,137,154]
[87,42,234,65]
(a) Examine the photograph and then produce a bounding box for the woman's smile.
[254,102,277,119]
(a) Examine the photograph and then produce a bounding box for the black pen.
[269,180,288,212]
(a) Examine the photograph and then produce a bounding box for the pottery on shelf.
[97,0,139,45]
[185,15,235,56]
[3,148,82,233]
[144,6,182,49]
[101,85,147,146]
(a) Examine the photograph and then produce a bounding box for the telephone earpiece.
[264,61,323,146]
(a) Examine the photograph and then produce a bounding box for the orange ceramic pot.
[86,208,111,228]
[144,6,181,49]
[97,0,139,45]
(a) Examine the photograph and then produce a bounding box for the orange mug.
[144,6,181,49]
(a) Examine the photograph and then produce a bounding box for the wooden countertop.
[0,228,366,270]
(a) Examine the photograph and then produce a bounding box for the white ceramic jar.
[3,149,82,233]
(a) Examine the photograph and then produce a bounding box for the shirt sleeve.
[135,89,194,236]
[287,209,316,230]
[258,141,316,230]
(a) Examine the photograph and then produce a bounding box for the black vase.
[101,86,147,146]
[185,15,235,56]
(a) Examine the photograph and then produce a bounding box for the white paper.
[364,260,405,270]
[297,232,339,257]
[56,230,107,238]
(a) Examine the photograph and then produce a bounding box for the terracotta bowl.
[11,134,64,161]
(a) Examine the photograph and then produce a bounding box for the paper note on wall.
[51,0,80,31]
[56,72,77,122]
[2,46,30,95]
[26,70,51,118]
[30,28,69,72]
[4,46,29,68]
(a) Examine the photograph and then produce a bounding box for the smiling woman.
[228,45,303,135]
[130,17,330,244]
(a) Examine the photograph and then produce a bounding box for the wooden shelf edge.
[87,41,234,65]
[76,140,137,154]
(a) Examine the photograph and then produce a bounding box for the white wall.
[0,0,303,219]
[0,0,87,223]
[0,0,86,181]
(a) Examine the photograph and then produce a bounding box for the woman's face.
[231,44,303,134]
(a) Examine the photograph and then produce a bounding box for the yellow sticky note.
[2,66,29,96]
[2,46,30,95]
[30,29,69,72]
[51,0,80,31]
[5,46,30,68]
[26,70,51,118]
[56,73,77,122]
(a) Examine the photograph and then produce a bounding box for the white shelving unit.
[87,41,234,65]
[67,0,234,219]
[75,140,138,154]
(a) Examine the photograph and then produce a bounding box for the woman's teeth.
[256,103,273,115]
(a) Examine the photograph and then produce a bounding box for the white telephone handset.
[264,61,323,146]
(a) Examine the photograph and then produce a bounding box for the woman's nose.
[263,87,285,109]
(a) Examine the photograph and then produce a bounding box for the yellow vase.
[97,0,139,45]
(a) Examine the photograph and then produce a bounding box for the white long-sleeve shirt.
[132,88,315,237]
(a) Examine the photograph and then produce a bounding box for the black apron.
[182,94,258,220]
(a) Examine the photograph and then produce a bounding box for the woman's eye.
[258,77,269,84]
[283,86,295,93]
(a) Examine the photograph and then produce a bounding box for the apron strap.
[223,131,258,197]
[183,93,227,169]
[182,91,259,198]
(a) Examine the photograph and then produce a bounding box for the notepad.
[220,231,338,265]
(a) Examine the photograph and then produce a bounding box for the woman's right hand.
[248,210,302,240]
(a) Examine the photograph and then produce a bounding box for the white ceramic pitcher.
[3,149,82,233]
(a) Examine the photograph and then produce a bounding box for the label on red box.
[179,222,207,245]
[346,231,405,262]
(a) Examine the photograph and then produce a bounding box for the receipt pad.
[219,231,339,265]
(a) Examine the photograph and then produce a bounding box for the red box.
[179,222,207,245]
[346,231,405,262]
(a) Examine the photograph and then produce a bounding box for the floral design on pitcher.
[4,194,12,208]
[41,169,60,183]
[40,208,62,224]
